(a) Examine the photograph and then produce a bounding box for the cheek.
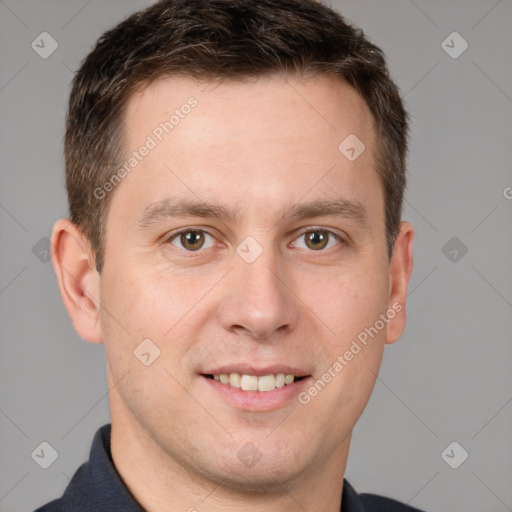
[99,271,191,413]
[318,265,389,347]
[99,266,212,374]
[98,269,165,371]
[315,266,389,405]
[101,265,182,335]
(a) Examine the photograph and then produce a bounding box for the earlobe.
[385,221,414,345]
[50,219,104,344]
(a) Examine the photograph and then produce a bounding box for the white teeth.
[229,372,241,388]
[258,374,276,391]
[213,373,297,392]
[240,374,258,391]
[275,373,286,388]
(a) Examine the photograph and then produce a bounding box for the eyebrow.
[134,196,368,230]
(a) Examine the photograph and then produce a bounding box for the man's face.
[97,74,406,489]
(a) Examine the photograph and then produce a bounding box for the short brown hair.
[65,0,409,273]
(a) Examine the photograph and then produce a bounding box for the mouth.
[200,365,312,411]
[202,372,307,392]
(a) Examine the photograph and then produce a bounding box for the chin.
[209,442,309,493]
[213,460,306,495]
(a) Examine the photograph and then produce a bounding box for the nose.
[217,248,299,340]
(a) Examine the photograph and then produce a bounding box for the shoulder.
[31,426,110,512]
[360,492,426,512]
[31,462,92,512]
[343,479,426,512]
[32,499,63,512]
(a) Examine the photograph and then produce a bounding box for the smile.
[204,373,306,392]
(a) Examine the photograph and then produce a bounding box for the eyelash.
[164,228,345,254]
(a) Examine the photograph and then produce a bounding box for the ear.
[385,221,414,345]
[50,219,103,344]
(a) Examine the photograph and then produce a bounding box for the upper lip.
[202,364,310,377]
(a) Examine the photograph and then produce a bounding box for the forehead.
[125,73,374,140]
[112,73,381,229]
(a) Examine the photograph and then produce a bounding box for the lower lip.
[201,375,311,412]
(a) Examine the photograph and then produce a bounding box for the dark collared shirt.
[34,424,425,512]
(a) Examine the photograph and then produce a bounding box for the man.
[37,0,420,510]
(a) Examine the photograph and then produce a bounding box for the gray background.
[1,1,511,511]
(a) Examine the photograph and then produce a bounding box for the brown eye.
[169,230,215,251]
[305,230,329,250]
[181,231,204,250]
[293,230,341,251]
